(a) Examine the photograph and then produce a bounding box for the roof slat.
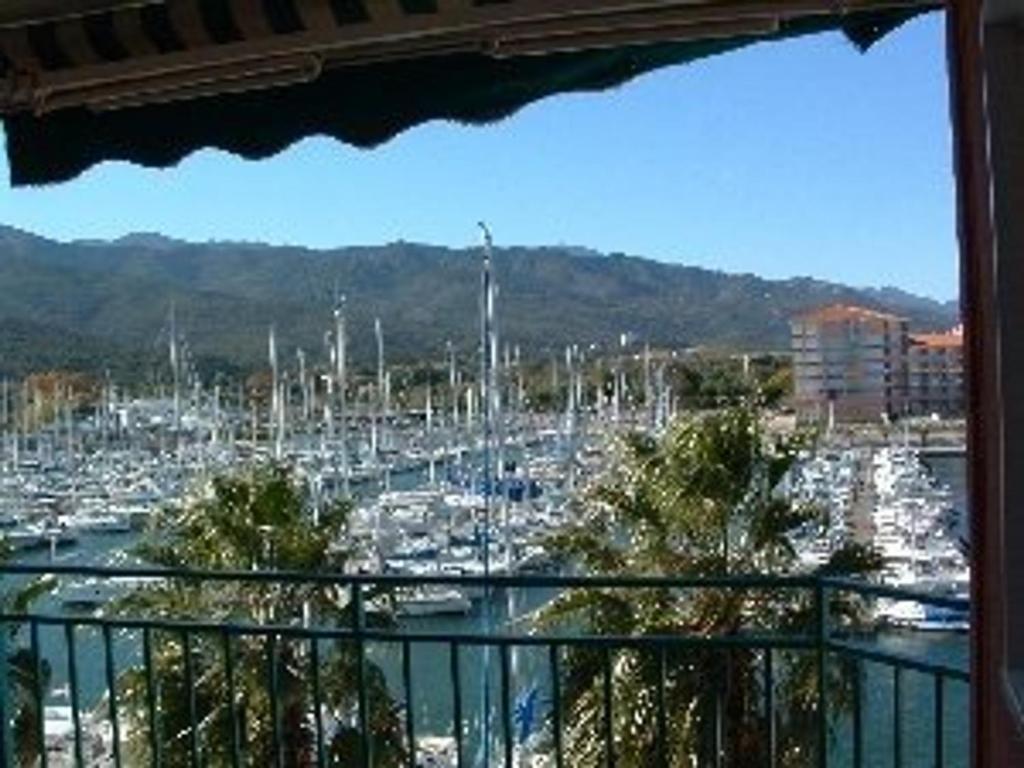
[0,0,936,117]
[0,0,163,28]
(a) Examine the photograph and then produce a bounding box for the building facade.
[791,304,963,423]
[907,327,965,417]
[791,305,910,422]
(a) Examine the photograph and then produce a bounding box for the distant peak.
[108,232,185,250]
[554,244,603,258]
[0,223,49,245]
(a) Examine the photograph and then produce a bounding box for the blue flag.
[514,686,540,743]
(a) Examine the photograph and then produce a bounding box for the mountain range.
[0,225,958,381]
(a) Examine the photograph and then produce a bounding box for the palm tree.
[114,465,404,768]
[537,403,879,767]
[0,551,55,768]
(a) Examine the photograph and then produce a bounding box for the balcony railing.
[0,565,969,767]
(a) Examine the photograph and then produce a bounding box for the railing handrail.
[0,610,821,650]
[0,563,971,610]
[826,638,970,682]
[820,575,970,611]
[0,562,824,589]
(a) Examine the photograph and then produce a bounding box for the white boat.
[3,524,77,551]
[59,576,163,611]
[43,696,106,766]
[67,514,133,534]
[397,587,472,617]
[415,736,458,768]
[875,598,969,632]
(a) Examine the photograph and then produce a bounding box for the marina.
[0,387,971,765]
[0,245,970,766]
[0,275,971,767]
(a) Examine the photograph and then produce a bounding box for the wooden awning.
[0,0,936,185]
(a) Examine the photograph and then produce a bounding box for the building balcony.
[0,565,969,767]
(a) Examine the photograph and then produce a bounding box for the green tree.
[114,466,404,767]
[0,550,56,768]
[537,404,878,767]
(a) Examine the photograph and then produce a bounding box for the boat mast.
[375,317,385,460]
[644,341,653,430]
[334,295,350,496]
[478,221,499,765]
[297,348,308,423]
[479,222,497,575]
[269,325,281,459]
[446,340,459,472]
[169,301,180,434]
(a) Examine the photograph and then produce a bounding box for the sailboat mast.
[297,348,308,422]
[479,223,497,572]
[448,341,458,431]
[644,342,653,430]
[375,317,386,456]
[477,222,505,764]
[169,301,180,433]
[334,297,350,495]
[269,325,281,458]
[375,318,385,407]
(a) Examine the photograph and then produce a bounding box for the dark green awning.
[0,1,933,187]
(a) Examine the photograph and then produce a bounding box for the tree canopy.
[115,466,404,767]
[537,404,880,766]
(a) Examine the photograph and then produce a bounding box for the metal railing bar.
[183,630,200,768]
[657,647,668,768]
[0,622,9,768]
[550,644,563,768]
[311,637,326,768]
[103,623,123,768]
[820,577,970,611]
[449,642,463,768]
[764,648,775,768]
[223,630,241,768]
[0,563,823,591]
[934,673,945,767]
[268,633,283,768]
[0,611,821,650]
[353,584,371,768]
[816,581,828,768]
[402,639,415,768]
[893,666,903,768]
[500,643,513,768]
[0,566,966,611]
[142,626,161,768]
[64,624,85,768]
[181,630,199,768]
[603,647,615,768]
[712,659,723,768]
[826,639,970,682]
[852,659,863,768]
[29,619,46,768]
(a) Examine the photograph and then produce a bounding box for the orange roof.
[910,329,964,350]
[792,304,906,323]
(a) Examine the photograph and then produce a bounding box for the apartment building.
[790,304,910,422]
[907,327,965,417]
[791,304,963,422]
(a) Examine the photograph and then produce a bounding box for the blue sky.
[0,12,957,300]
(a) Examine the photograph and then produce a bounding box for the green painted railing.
[0,565,969,767]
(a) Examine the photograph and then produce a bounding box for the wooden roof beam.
[0,0,163,28]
